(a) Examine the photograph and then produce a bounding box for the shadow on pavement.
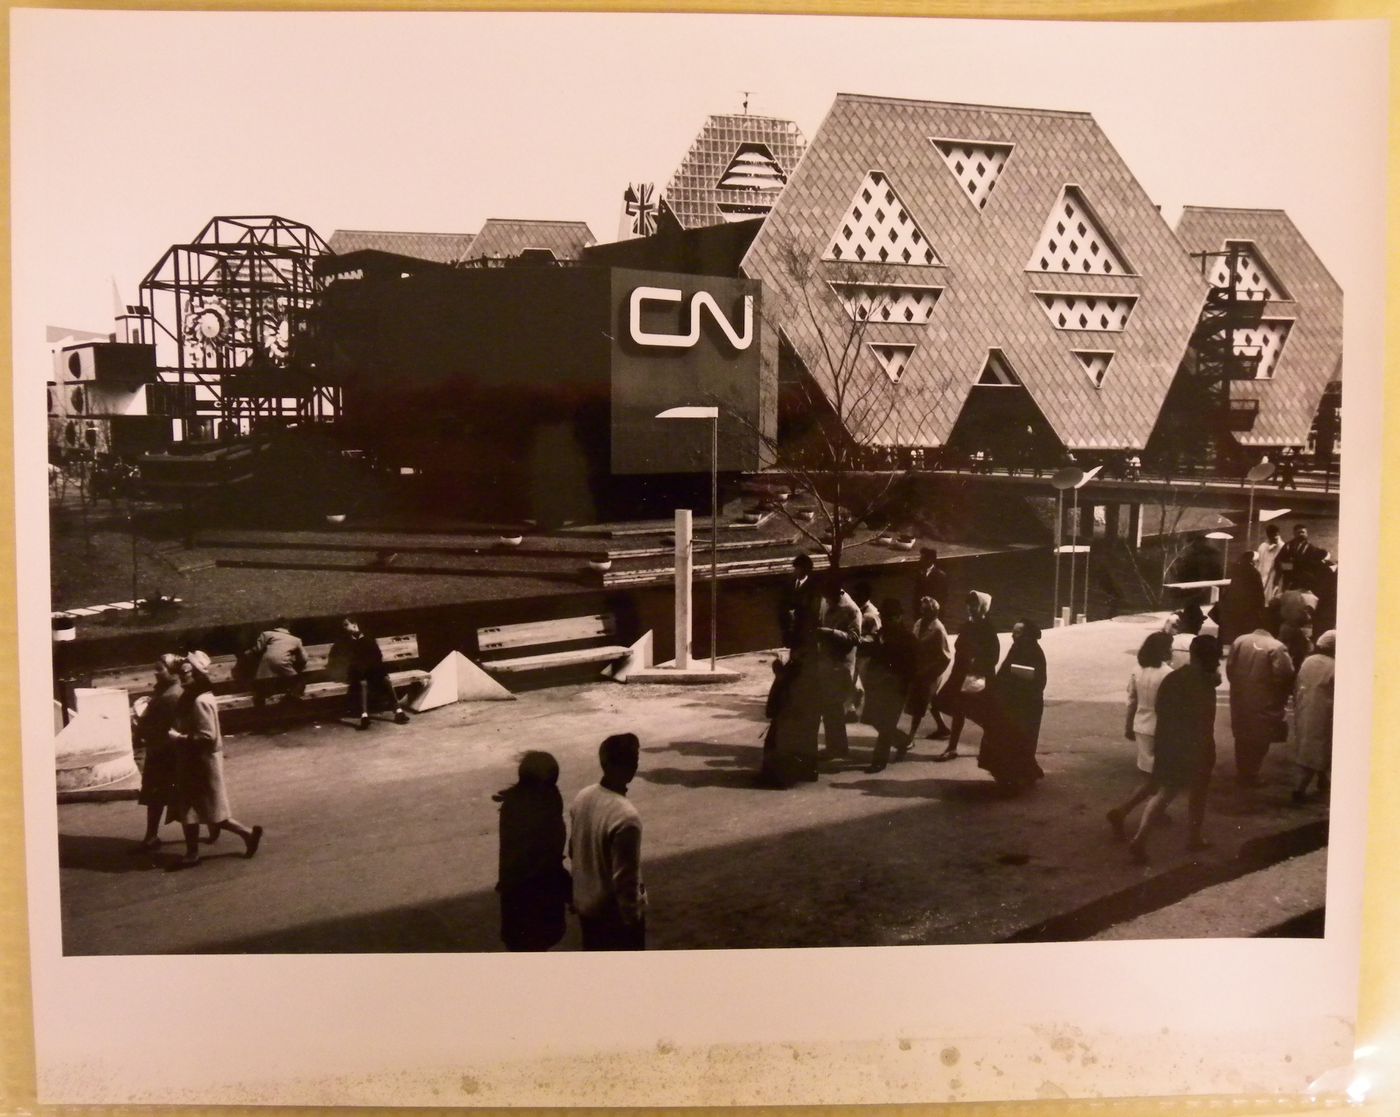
[144,791,1327,955]
[59,833,166,875]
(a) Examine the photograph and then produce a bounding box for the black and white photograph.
[11,8,1387,1107]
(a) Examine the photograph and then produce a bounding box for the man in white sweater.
[570,733,646,950]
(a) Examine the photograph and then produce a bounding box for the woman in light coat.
[1106,631,1175,839]
[1290,630,1336,803]
[166,651,264,869]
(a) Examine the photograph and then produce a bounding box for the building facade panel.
[741,95,1208,452]
[1174,207,1343,448]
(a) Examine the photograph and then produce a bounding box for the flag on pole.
[618,182,657,240]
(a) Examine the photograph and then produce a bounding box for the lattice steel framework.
[140,216,334,433]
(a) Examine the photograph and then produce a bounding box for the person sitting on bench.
[249,618,308,708]
[334,616,412,730]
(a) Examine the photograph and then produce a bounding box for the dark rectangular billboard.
[609,268,764,475]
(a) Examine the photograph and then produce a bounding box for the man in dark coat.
[1127,635,1222,863]
[1275,523,1330,594]
[913,547,950,615]
[779,553,822,652]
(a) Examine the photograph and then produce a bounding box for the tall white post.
[674,509,693,669]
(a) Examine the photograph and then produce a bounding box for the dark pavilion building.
[69,98,1343,521]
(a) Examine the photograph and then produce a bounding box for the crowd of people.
[109,523,1336,936]
[1108,520,1338,863]
[760,548,1049,792]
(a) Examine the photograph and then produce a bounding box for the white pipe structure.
[657,406,721,670]
[1050,468,1084,626]
[1075,466,1103,622]
[1244,461,1276,551]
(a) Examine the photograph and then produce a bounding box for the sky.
[10,12,1387,367]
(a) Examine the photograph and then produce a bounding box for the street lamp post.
[656,406,720,670]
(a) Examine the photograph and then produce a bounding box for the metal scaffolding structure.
[139,216,335,437]
[1188,242,1269,439]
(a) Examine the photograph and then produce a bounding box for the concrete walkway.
[56,612,1330,954]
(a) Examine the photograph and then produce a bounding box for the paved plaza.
[57,612,1328,955]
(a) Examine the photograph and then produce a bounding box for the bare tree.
[722,238,943,574]
[1117,477,1217,609]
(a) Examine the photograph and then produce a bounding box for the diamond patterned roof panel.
[461,219,596,262]
[663,114,808,230]
[742,95,1207,449]
[1175,207,1342,447]
[327,229,476,264]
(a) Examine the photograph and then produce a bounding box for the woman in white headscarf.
[166,651,264,869]
[1289,630,1336,804]
[934,591,1000,761]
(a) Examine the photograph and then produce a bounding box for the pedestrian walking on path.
[850,582,881,720]
[906,596,952,743]
[493,751,569,952]
[863,599,918,773]
[976,620,1047,792]
[1226,624,1295,785]
[129,654,204,852]
[331,616,412,730]
[1127,635,1223,864]
[1106,631,1176,838]
[570,733,646,950]
[933,591,999,762]
[1290,630,1336,804]
[759,655,820,787]
[1255,523,1284,602]
[165,651,264,869]
[1216,552,1265,646]
[913,547,949,616]
[814,580,861,760]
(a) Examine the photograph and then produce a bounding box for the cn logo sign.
[628,286,754,351]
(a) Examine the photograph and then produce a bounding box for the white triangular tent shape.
[409,650,515,711]
[1028,187,1131,275]
[1073,350,1113,388]
[602,630,654,682]
[869,343,916,383]
[933,139,1013,210]
[977,350,1022,386]
[825,172,940,265]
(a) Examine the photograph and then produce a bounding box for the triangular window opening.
[1028,187,1132,276]
[1231,319,1292,380]
[828,282,943,325]
[869,342,916,384]
[1073,350,1113,389]
[1035,293,1137,332]
[825,171,941,266]
[977,349,1022,387]
[932,139,1014,211]
[1209,241,1289,301]
[716,142,788,192]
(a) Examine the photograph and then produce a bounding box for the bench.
[476,615,631,676]
[1163,578,1232,605]
[84,635,430,717]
